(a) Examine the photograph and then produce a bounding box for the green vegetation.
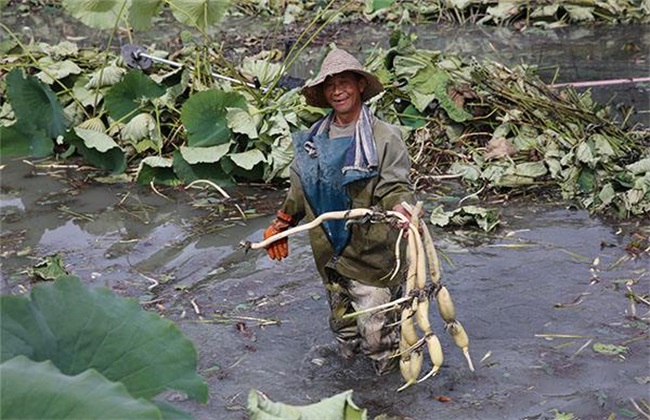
[0,0,648,222]
[1,276,207,419]
[232,0,650,26]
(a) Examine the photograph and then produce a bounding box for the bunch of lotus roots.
[242,201,474,391]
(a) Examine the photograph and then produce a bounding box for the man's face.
[322,71,367,123]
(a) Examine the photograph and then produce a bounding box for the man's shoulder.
[372,118,403,140]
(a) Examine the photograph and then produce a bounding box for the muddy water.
[1,158,649,419]
[1,10,650,420]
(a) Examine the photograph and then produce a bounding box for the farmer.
[263,48,416,375]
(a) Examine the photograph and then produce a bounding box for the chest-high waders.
[293,126,401,375]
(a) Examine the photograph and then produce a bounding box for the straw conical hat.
[301,49,384,108]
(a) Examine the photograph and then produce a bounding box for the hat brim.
[301,70,384,108]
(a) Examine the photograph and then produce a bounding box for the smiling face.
[322,71,367,125]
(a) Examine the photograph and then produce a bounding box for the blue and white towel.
[313,104,379,176]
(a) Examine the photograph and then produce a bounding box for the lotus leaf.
[27,254,68,281]
[37,40,79,58]
[129,0,165,29]
[593,343,628,355]
[0,124,52,158]
[180,144,231,164]
[530,4,559,17]
[137,155,181,185]
[229,149,266,170]
[122,113,159,145]
[227,107,259,139]
[626,157,650,175]
[565,5,595,21]
[68,128,126,174]
[578,168,596,193]
[247,388,367,420]
[267,135,294,181]
[35,58,82,84]
[105,70,166,123]
[173,150,233,185]
[485,2,522,22]
[1,356,162,419]
[240,58,283,87]
[86,65,126,89]
[410,65,472,122]
[181,89,247,147]
[62,0,127,29]
[6,68,65,140]
[365,0,395,14]
[598,183,616,206]
[0,276,208,403]
[514,161,548,178]
[170,0,231,30]
[429,205,500,232]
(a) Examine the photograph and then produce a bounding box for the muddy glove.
[392,202,424,235]
[263,211,295,261]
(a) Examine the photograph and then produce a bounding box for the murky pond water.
[1,8,649,420]
[1,158,648,419]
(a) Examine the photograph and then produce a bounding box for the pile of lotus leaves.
[233,0,650,26]
[0,27,648,218]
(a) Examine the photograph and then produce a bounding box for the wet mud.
[1,159,648,419]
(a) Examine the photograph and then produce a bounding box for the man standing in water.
[263,48,416,374]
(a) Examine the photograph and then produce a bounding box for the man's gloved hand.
[263,211,295,261]
[392,202,424,234]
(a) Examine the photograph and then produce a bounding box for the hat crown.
[300,48,384,108]
[318,49,365,78]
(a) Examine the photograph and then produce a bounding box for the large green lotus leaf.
[181,89,247,147]
[68,128,127,174]
[0,124,52,159]
[1,356,161,419]
[136,156,182,186]
[180,144,230,164]
[266,135,293,181]
[5,68,66,139]
[172,149,233,185]
[0,276,208,403]
[220,155,265,181]
[61,0,127,29]
[130,0,165,29]
[104,70,166,123]
[154,402,193,420]
[247,389,366,420]
[229,149,266,171]
[169,0,231,30]
[410,65,471,122]
[578,168,596,193]
[226,107,259,139]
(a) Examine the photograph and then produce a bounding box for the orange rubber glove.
[392,202,424,235]
[263,211,295,261]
